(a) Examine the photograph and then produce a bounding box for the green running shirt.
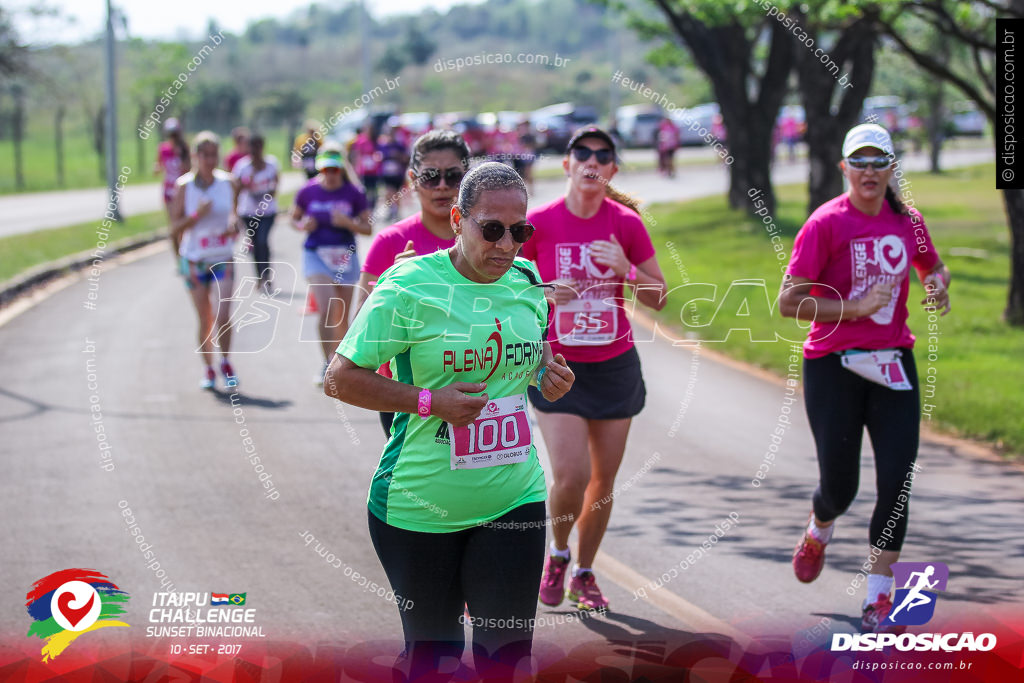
[336,249,549,532]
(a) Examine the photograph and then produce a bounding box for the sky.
[12,0,476,44]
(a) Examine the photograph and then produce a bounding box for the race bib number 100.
[449,394,532,470]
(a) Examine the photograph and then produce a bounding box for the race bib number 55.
[449,394,532,470]
[555,299,617,346]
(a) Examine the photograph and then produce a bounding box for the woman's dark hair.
[456,161,527,215]
[411,129,471,172]
[169,130,189,164]
[884,184,909,216]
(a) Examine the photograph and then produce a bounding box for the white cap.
[163,117,181,133]
[842,123,893,158]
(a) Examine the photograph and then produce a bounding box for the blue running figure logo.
[886,561,949,626]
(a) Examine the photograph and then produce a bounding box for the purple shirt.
[295,178,368,250]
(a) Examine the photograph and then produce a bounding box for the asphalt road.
[0,145,1017,677]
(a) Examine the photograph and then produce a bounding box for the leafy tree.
[878,0,1022,323]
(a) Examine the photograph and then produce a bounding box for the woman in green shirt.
[326,162,574,680]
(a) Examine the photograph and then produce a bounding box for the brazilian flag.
[228,593,246,606]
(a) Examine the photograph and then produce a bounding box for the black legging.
[804,349,920,551]
[367,502,545,682]
[242,213,275,282]
[380,411,395,438]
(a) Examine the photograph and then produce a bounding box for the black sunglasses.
[571,147,615,165]
[416,167,465,188]
[465,214,535,243]
[846,155,893,170]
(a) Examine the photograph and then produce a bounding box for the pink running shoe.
[793,520,827,583]
[862,593,905,634]
[220,359,238,389]
[539,555,570,607]
[567,571,609,611]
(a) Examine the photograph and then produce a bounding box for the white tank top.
[178,169,236,262]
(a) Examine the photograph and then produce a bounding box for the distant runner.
[169,131,240,390]
[781,124,951,633]
[232,133,279,291]
[155,117,190,259]
[292,144,371,385]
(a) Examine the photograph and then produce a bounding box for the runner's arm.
[779,275,892,322]
[532,342,573,402]
[325,355,489,428]
[290,203,313,231]
[629,255,667,311]
[169,184,190,239]
[331,208,372,236]
[920,260,951,315]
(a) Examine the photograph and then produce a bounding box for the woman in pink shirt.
[154,118,189,258]
[780,124,951,633]
[357,129,471,436]
[522,127,667,611]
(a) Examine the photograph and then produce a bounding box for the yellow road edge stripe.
[594,549,754,648]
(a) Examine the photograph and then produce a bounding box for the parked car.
[436,111,489,155]
[530,102,599,152]
[672,103,723,146]
[396,111,433,136]
[478,111,524,134]
[328,107,395,146]
[946,102,986,137]
[861,96,903,131]
[615,104,663,148]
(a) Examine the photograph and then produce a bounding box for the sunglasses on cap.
[416,167,465,188]
[845,155,893,170]
[464,214,535,243]
[571,146,615,165]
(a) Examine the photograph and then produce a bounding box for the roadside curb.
[0,228,168,308]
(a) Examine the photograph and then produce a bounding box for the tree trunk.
[796,13,877,215]
[710,21,793,217]
[923,30,947,174]
[12,84,24,190]
[647,4,793,217]
[1003,188,1024,326]
[93,106,106,180]
[136,104,146,174]
[55,105,65,187]
[719,96,778,213]
[925,89,945,174]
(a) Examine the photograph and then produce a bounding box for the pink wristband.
[628,264,637,281]
[417,388,432,419]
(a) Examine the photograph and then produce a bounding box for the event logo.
[829,561,995,653]
[25,569,130,662]
[886,561,948,626]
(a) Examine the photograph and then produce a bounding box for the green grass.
[0,190,297,283]
[0,121,295,195]
[645,164,1024,456]
[0,210,170,283]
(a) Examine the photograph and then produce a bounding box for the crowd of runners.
[153,112,952,680]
